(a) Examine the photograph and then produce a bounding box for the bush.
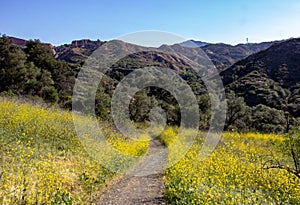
[41,86,58,104]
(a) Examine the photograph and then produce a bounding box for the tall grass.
[0,97,149,204]
[162,129,300,204]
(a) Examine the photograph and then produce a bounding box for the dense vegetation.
[0,36,75,106]
[221,38,300,118]
[160,128,300,204]
[1,34,300,204]
[0,97,149,204]
[1,35,299,133]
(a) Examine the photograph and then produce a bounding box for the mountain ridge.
[6,35,278,69]
[220,38,300,116]
[1,34,300,130]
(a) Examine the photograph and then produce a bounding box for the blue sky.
[1,0,300,45]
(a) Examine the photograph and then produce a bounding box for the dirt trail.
[98,139,168,205]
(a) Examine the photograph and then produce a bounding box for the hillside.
[52,37,274,70]
[55,39,105,64]
[8,36,56,54]
[201,42,274,70]
[74,40,207,125]
[0,97,149,204]
[8,36,105,65]
[1,34,299,130]
[179,40,209,48]
[6,35,276,71]
[221,38,300,116]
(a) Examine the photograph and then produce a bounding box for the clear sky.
[1,0,300,45]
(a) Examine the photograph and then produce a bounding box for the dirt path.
[98,139,168,205]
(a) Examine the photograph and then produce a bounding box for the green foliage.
[197,94,211,129]
[225,91,251,131]
[0,36,33,93]
[0,98,149,204]
[0,36,75,106]
[129,89,152,123]
[41,86,59,104]
[221,38,300,118]
[164,131,300,204]
[224,92,291,133]
[24,40,54,68]
[24,40,75,96]
[1,35,299,134]
[95,85,111,120]
[251,104,285,133]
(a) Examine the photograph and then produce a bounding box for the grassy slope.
[161,129,300,204]
[0,98,149,204]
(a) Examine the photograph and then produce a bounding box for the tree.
[51,60,75,96]
[41,86,58,104]
[251,104,285,133]
[0,36,37,94]
[95,85,111,120]
[129,88,152,123]
[225,91,251,131]
[24,40,75,100]
[24,40,54,69]
[197,94,211,129]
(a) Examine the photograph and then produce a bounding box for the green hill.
[221,38,300,117]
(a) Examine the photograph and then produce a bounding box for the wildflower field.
[1,97,299,204]
[161,130,300,204]
[0,98,149,204]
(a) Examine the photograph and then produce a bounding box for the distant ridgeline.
[0,35,299,132]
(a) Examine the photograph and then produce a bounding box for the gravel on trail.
[98,139,168,205]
